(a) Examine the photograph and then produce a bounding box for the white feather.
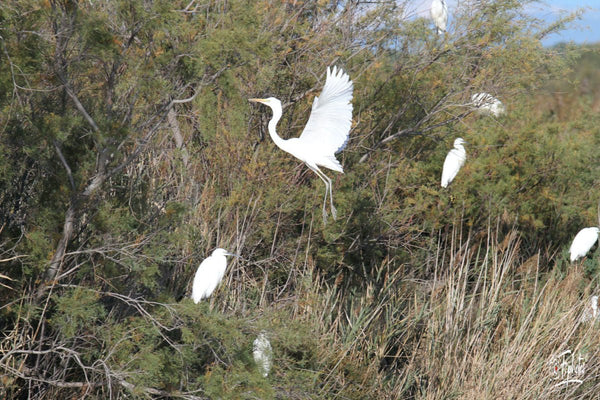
[250,66,354,220]
[430,0,448,35]
[441,138,466,188]
[569,227,600,262]
[299,66,354,159]
[471,93,505,117]
[191,248,231,303]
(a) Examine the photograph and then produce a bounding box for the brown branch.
[40,57,229,293]
[1,363,207,399]
[358,92,471,164]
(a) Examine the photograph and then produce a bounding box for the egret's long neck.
[267,104,287,150]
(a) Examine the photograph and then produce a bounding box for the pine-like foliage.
[0,1,599,398]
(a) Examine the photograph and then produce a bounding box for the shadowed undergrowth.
[4,218,600,399]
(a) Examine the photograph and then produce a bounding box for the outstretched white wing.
[299,66,353,155]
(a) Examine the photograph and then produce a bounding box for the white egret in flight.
[191,248,239,303]
[430,0,448,35]
[441,138,467,188]
[250,66,353,221]
[471,93,506,117]
[581,295,599,323]
[253,331,273,377]
[569,227,600,262]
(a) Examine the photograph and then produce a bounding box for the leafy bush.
[0,0,599,399]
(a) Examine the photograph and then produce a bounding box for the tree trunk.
[44,202,76,281]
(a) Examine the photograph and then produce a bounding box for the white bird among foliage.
[441,138,467,188]
[430,0,448,35]
[253,331,273,377]
[191,248,239,303]
[569,227,600,262]
[471,93,506,117]
[250,66,353,221]
[581,295,599,323]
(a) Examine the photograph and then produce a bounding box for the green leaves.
[1,0,599,398]
[50,288,106,338]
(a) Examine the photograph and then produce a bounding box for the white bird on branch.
[191,248,239,303]
[569,227,599,262]
[430,0,448,35]
[250,66,353,222]
[441,138,467,188]
[471,93,506,117]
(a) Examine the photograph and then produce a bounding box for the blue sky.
[411,1,599,46]
[530,1,600,45]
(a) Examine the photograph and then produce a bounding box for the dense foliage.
[1,0,599,399]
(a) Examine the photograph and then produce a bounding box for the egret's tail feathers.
[191,292,204,304]
[321,155,344,173]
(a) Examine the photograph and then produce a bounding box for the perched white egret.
[471,93,505,117]
[249,66,353,221]
[581,296,599,323]
[191,248,239,303]
[441,138,467,188]
[430,0,448,35]
[253,331,273,377]
[569,227,600,262]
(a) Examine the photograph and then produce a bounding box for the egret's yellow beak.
[249,98,266,104]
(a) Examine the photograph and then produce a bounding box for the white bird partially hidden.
[191,248,239,303]
[430,0,448,35]
[441,138,467,188]
[250,66,353,222]
[569,227,600,262]
[471,93,506,117]
[253,331,273,377]
[581,295,599,323]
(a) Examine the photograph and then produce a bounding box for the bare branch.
[53,140,75,191]
[168,109,190,167]
[172,89,199,104]
[57,76,100,133]
[358,100,471,164]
